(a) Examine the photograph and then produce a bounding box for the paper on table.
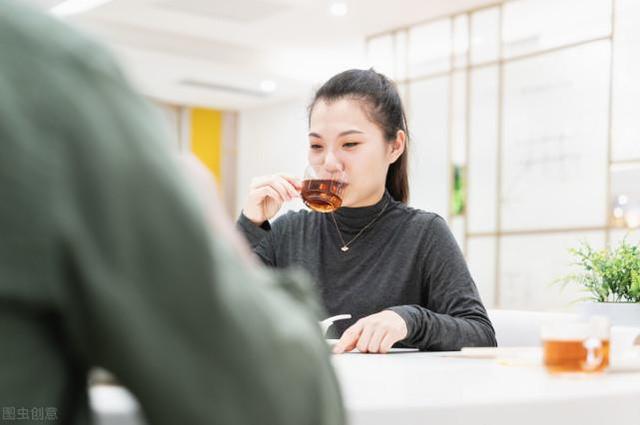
[432,347,536,363]
[452,347,543,366]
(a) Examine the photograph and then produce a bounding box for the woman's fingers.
[244,173,300,224]
[277,173,303,190]
[356,324,375,353]
[273,175,300,200]
[332,311,408,354]
[332,322,364,354]
[251,175,299,201]
[379,332,398,354]
[269,178,294,202]
[255,186,284,205]
[334,320,384,354]
[251,174,301,190]
[367,328,387,353]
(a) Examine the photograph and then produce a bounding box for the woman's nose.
[323,150,343,172]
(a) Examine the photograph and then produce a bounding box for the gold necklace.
[330,199,390,252]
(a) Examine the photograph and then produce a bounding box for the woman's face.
[308,98,404,207]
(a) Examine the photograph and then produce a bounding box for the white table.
[331,349,640,425]
[91,347,640,425]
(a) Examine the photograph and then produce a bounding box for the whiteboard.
[501,41,610,231]
[466,236,497,309]
[452,14,468,69]
[408,19,451,78]
[470,7,499,64]
[408,77,449,216]
[451,71,467,165]
[367,34,395,80]
[502,0,611,59]
[499,231,606,311]
[395,31,408,81]
[610,229,640,246]
[612,0,640,161]
[468,66,499,233]
[450,216,465,256]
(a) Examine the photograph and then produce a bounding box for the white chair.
[487,309,578,347]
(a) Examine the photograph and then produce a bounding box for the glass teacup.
[301,165,348,213]
[541,316,610,373]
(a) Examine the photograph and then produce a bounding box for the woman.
[237,69,496,354]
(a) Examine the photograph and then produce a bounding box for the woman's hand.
[332,310,408,354]
[242,173,302,225]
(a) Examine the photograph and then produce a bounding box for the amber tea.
[541,316,610,374]
[301,179,347,213]
[543,339,610,373]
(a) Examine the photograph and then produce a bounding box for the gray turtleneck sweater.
[237,191,496,351]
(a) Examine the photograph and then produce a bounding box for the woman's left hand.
[332,310,408,354]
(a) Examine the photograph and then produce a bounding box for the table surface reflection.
[331,348,640,425]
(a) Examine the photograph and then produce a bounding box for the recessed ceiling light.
[260,80,277,93]
[50,0,114,17]
[329,1,348,17]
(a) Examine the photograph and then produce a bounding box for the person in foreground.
[0,2,345,424]
[237,68,497,354]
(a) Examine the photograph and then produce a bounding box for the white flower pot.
[579,301,640,327]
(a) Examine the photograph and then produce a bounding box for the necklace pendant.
[341,246,349,252]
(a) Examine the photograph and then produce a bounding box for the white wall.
[235,97,310,218]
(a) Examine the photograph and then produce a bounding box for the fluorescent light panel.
[51,0,114,17]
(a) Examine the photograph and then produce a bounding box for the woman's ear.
[388,130,406,164]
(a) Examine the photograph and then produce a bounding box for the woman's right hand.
[242,173,302,225]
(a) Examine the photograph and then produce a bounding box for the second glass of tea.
[541,316,610,374]
[301,165,348,213]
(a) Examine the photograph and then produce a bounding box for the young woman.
[237,69,496,354]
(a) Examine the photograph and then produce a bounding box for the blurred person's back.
[0,2,344,424]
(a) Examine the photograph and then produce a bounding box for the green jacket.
[0,2,345,424]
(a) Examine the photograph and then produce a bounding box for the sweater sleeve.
[236,212,277,266]
[387,215,496,351]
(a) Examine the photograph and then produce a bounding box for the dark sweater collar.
[332,190,393,230]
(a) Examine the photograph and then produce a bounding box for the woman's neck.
[347,187,386,208]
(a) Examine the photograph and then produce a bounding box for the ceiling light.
[329,1,348,17]
[51,0,114,17]
[260,80,277,93]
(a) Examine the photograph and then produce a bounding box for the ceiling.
[25,0,498,110]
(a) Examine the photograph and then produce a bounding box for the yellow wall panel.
[190,108,222,183]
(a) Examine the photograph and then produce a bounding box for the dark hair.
[308,68,410,204]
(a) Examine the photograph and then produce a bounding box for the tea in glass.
[301,166,348,213]
[541,316,610,373]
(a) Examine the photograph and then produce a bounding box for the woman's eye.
[343,142,359,148]
[310,144,323,150]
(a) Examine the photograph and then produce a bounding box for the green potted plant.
[560,238,640,326]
